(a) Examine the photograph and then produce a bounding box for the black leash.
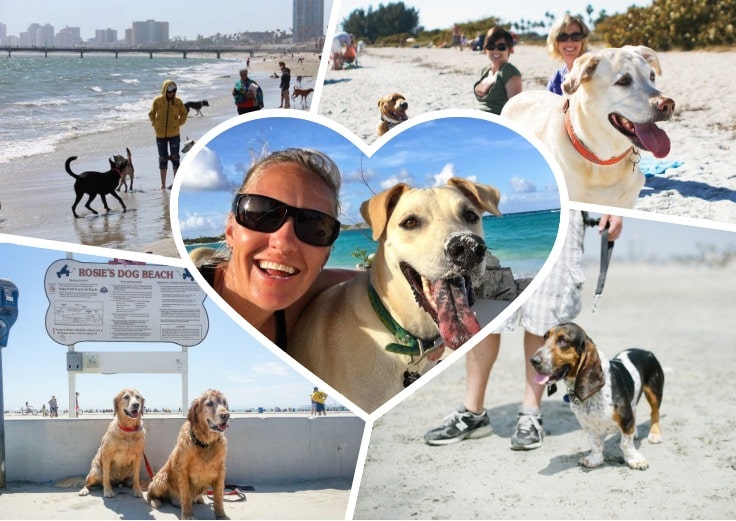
[582,212,614,314]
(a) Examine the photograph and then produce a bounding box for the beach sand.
[0,50,320,258]
[318,45,736,226]
[353,261,736,519]
[0,478,350,520]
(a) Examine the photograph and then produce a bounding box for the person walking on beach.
[473,26,522,115]
[311,387,328,417]
[279,61,291,109]
[49,395,58,417]
[148,79,188,189]
[232,68,264,115]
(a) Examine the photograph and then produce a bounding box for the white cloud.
[179,212,227,235]
[380,168,414,190]
[509,176,537,193]
[180,146,231,191]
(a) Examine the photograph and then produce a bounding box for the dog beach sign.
[43,259,208,347]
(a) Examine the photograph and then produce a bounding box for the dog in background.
[65,155,128,218]
[531,322,665,470]
[184,100,209,116]
[79,388,146,498]
[147,389,231,520]
[291,87,314,108]
[290,178,501,413]
[377,93,409,136]
[115,147,135,192]
[501,46,675,207]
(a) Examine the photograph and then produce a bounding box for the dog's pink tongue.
[633,122,671,158]
[431,277,480,350]
[534,373,550,385]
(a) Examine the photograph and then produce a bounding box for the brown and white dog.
[502,46,675,208]
[377,93,409,136]
[147,389,230,520]
[79,388,145,498]
[115,147,135,192]
[291,87,314,108]
[531,322,664,470]
[290,178,500,413]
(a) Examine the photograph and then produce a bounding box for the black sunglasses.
[232,193,341,247]
[485,42,509,51]
[557,32,585,42]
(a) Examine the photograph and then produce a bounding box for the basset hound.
[531,322,665,470]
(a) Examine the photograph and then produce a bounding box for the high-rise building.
[22,23,55,46]
[94,28,118,46]
[292,0,324,43]
[0,23,7,45]
[131,20,169,47]
[55,26,81,47]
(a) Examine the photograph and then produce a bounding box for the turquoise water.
[187,209,560,278]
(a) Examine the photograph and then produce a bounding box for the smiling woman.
[190,147,355,350]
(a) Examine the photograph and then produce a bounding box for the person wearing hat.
[310,386,328,417]
[149,79,188,189]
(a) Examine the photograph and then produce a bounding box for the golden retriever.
[290,178,500,413]
[147,389,231,520]
[79,388,145,498]
[502,46,675,208]
[377,92,409,136]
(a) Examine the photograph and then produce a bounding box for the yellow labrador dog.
[79,388,145,498]
[290,178,500,413]
[502,46,675,208]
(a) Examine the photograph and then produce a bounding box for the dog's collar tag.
[546,383,558,397]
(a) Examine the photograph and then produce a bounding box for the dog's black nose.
[530,354,542,369]
[399,101,408,109]
[445,234,486,269]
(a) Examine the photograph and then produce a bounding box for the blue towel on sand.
[639,156,684,177]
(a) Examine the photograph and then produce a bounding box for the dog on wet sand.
[79,388,145,498]
[147,389,231,520]
[116,147,135,192]
[65,155,128,218]
[184,100,209,116]
[377,93,409,136]
[291,87,314,107]
[290,178,501,413]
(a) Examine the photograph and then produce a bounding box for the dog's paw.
[133,488,144,498]
[193,494,205,504]
[78,486,90,497]
[626,453,650,470]
[578,454,604,468]
[648,432,663,444]
[148,497,162,509]
[103,488,116,498]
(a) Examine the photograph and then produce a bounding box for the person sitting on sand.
[546,14,591,95]
[473,26,522,115]
[331,32,353,70]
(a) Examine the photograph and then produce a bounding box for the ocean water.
[0,54,271,164]
[188,209,561,278]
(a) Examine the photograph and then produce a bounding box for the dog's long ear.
[187,397,199,426]
[360,184,410,241]
[573,336,605,402]
[113,392,121,417]
[623,45,662,76]
[563,52,599,95]
[447,177,501,216]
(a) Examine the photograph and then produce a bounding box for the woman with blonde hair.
[545,14,591,95]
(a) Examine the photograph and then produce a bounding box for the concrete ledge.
[4,414,364,484]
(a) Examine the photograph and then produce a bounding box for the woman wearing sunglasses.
[473,26,522,115]
[193,148,353,350]
[546,14,591,95]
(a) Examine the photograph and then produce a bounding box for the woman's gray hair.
[546,14,591,61]
[240,148,342,216]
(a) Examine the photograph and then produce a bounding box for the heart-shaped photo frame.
[172,109,566,415]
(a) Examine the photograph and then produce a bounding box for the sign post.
[44,259,208,414]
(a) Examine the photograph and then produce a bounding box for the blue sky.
[176,111,562,239]
[0,241,347,413]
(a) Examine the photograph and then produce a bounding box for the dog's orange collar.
[563,100,633,166]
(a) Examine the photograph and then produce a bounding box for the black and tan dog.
[65,155,128,218]
[531,322,664,470]
[184,99,209,116]
[377,93,409,136]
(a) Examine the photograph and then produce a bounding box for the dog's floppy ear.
[623,45,662,76]
[447,177,502,216]
[360,184,411,241]
[573,335,605,401]
[113,392,121,417]
[187,396,199,426]
[563,52,599,95]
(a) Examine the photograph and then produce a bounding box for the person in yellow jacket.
[311,386,328,417]
[148,79,188,189]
